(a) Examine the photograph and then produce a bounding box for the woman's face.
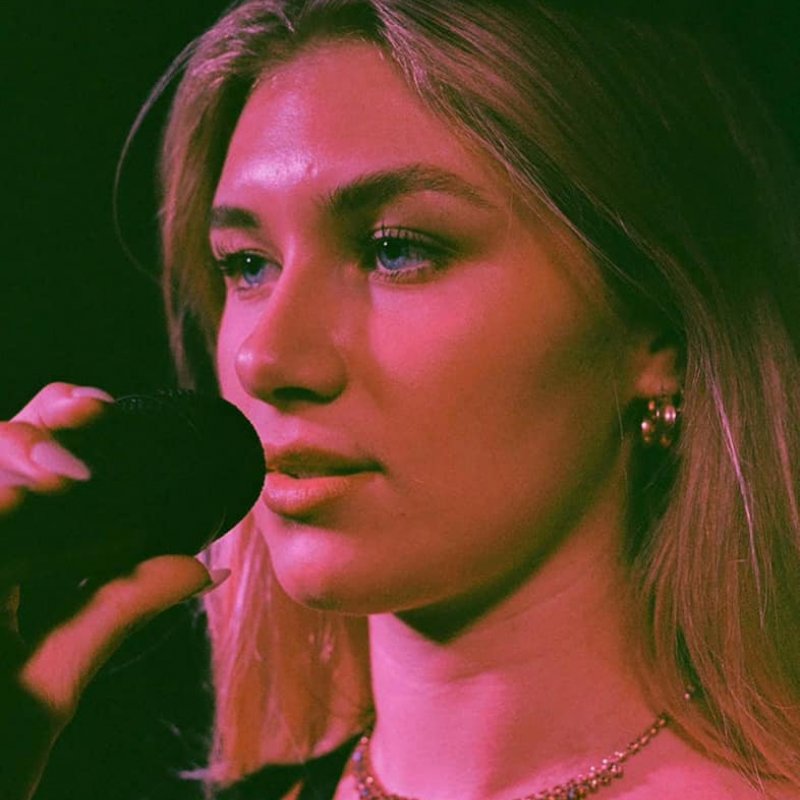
[213,41,641,617]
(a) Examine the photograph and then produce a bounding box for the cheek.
[354,281,625,596]
[372,262,621,483]
[476,332,620,523]
[392,321,619,521]
[215,305,246,403]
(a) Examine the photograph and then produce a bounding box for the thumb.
[18,554,221,723]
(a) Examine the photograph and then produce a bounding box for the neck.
[366,472,660,800]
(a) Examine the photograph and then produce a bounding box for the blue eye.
[376,236,429,272]
[369,228,452,283]
[214,251,274,290]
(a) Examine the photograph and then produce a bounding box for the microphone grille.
[59,390,266,564]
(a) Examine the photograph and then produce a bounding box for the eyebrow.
[208,164,495,231]
[325,164,496,215]
[209,205,261,231]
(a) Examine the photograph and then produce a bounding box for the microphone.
[1,391,266,581]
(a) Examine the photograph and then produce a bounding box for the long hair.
[157,0,800,788]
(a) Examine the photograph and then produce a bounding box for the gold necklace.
[349,713,669,800]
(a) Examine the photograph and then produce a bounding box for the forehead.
[215,39,509,201]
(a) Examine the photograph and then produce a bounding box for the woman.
[2,1,799,798]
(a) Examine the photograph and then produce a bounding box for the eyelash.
[366,225,453,284]
[211,226,453,292]
[213,250,275,290]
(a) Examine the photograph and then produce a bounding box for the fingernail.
[30,441,91,481]
[71,386,115,403]
[195,568,232,597]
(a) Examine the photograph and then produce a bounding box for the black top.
[215,737,358,800]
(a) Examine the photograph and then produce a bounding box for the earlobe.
[631,330,683,399]
[628,330,684,449]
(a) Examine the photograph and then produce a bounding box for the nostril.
[230,319,348,408]
[272,386,327,405]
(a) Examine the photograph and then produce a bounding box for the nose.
[233,263,349,407]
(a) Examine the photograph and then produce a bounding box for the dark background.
[2,2,798,799]
[5,4,230,799]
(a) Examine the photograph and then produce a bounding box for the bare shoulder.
[332,771,358,800]
[624,758,800,799]
[619,733,800,800]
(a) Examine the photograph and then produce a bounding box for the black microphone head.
[50,391,266,575]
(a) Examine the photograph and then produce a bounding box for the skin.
[210,40,764,800]
[213,41,656,622]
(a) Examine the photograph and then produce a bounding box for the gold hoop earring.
[640,392,681,448]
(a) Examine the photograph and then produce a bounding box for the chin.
[275,568,391,615]
[265,526,397,614]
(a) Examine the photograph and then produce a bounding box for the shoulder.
[619,732,800,800]
[625,759,800,800]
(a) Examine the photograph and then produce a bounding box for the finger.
[13,383,113,431]
[0,423,90,494]
[18,555,219,720]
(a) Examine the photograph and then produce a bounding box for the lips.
[261,444,379,517]
[263,445,379,478]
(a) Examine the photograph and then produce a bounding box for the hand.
[0,383,218,800]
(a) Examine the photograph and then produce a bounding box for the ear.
[630,329,683,399]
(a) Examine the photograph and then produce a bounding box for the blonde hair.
[156,0,800,789]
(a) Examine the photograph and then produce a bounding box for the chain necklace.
[349,713,669,800]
